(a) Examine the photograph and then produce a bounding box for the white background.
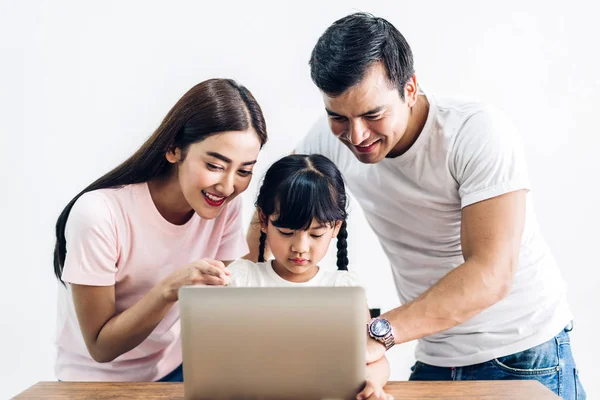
[1,1,599,398]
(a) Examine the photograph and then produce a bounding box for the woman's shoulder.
[73,184,141,213]
[67,184,148,237]
[70,190,114,226]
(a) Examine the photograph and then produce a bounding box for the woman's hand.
[357,379,393,400]
[160,259,231,302]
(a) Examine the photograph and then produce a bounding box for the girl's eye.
[311,233,326,238]
[238,170,253,177]
[276,229,293,236]
[207,163,224,171]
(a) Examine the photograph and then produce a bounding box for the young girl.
[53,78,267,382]
[227,154,392,400]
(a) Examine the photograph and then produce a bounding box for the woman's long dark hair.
[53,78,267,282]
[256,154,349,270]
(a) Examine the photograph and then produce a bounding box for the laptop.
[179,286,366,400]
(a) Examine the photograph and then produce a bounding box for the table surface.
[14,381,560,399]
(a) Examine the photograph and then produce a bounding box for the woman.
[53,78,267,382]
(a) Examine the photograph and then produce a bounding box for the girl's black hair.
[256,154,349,270]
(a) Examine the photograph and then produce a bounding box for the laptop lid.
[179,286,366,400]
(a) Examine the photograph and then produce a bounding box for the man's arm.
[368,190,526,360]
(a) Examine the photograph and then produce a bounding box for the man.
[248,12,585,398]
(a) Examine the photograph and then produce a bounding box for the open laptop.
[179,286,366,400]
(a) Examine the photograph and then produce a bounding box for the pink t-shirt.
[55,182,249,381]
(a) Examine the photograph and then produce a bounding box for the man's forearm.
[384,258,513,344]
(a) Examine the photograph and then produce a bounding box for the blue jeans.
[157,364,183,382]
[409,325,586,399]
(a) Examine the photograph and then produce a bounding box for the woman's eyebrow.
[206,151,257,166]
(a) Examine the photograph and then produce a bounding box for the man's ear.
[404,74,418,108]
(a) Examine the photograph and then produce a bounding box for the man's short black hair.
[310,12,415,99]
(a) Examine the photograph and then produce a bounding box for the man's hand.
[366,336,386,364]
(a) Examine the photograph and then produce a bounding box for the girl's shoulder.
[227,259,255,273]
[318,269,362,287]
[227,259,271,286]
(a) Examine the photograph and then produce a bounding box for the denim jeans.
[157,363,183,382]
[409,325,586,399]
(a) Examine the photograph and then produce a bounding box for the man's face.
[322,62,418,164]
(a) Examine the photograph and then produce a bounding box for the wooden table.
[14,381,560,399]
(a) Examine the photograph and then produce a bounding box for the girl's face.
[169,130,261,220]
[262,216,342,282]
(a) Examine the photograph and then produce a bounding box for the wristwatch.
[367,318,395,350]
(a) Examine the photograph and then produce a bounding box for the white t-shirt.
[227,259,361,288]
[295,93,572,367]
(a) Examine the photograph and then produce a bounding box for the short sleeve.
[215,197,250,261]
[450,107,531,208]
[62,192,118,286]
[226,259,253,287]
[333,271,363,287]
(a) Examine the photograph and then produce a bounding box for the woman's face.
[171,130,261,219]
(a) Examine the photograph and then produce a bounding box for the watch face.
[370,319,391,337]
